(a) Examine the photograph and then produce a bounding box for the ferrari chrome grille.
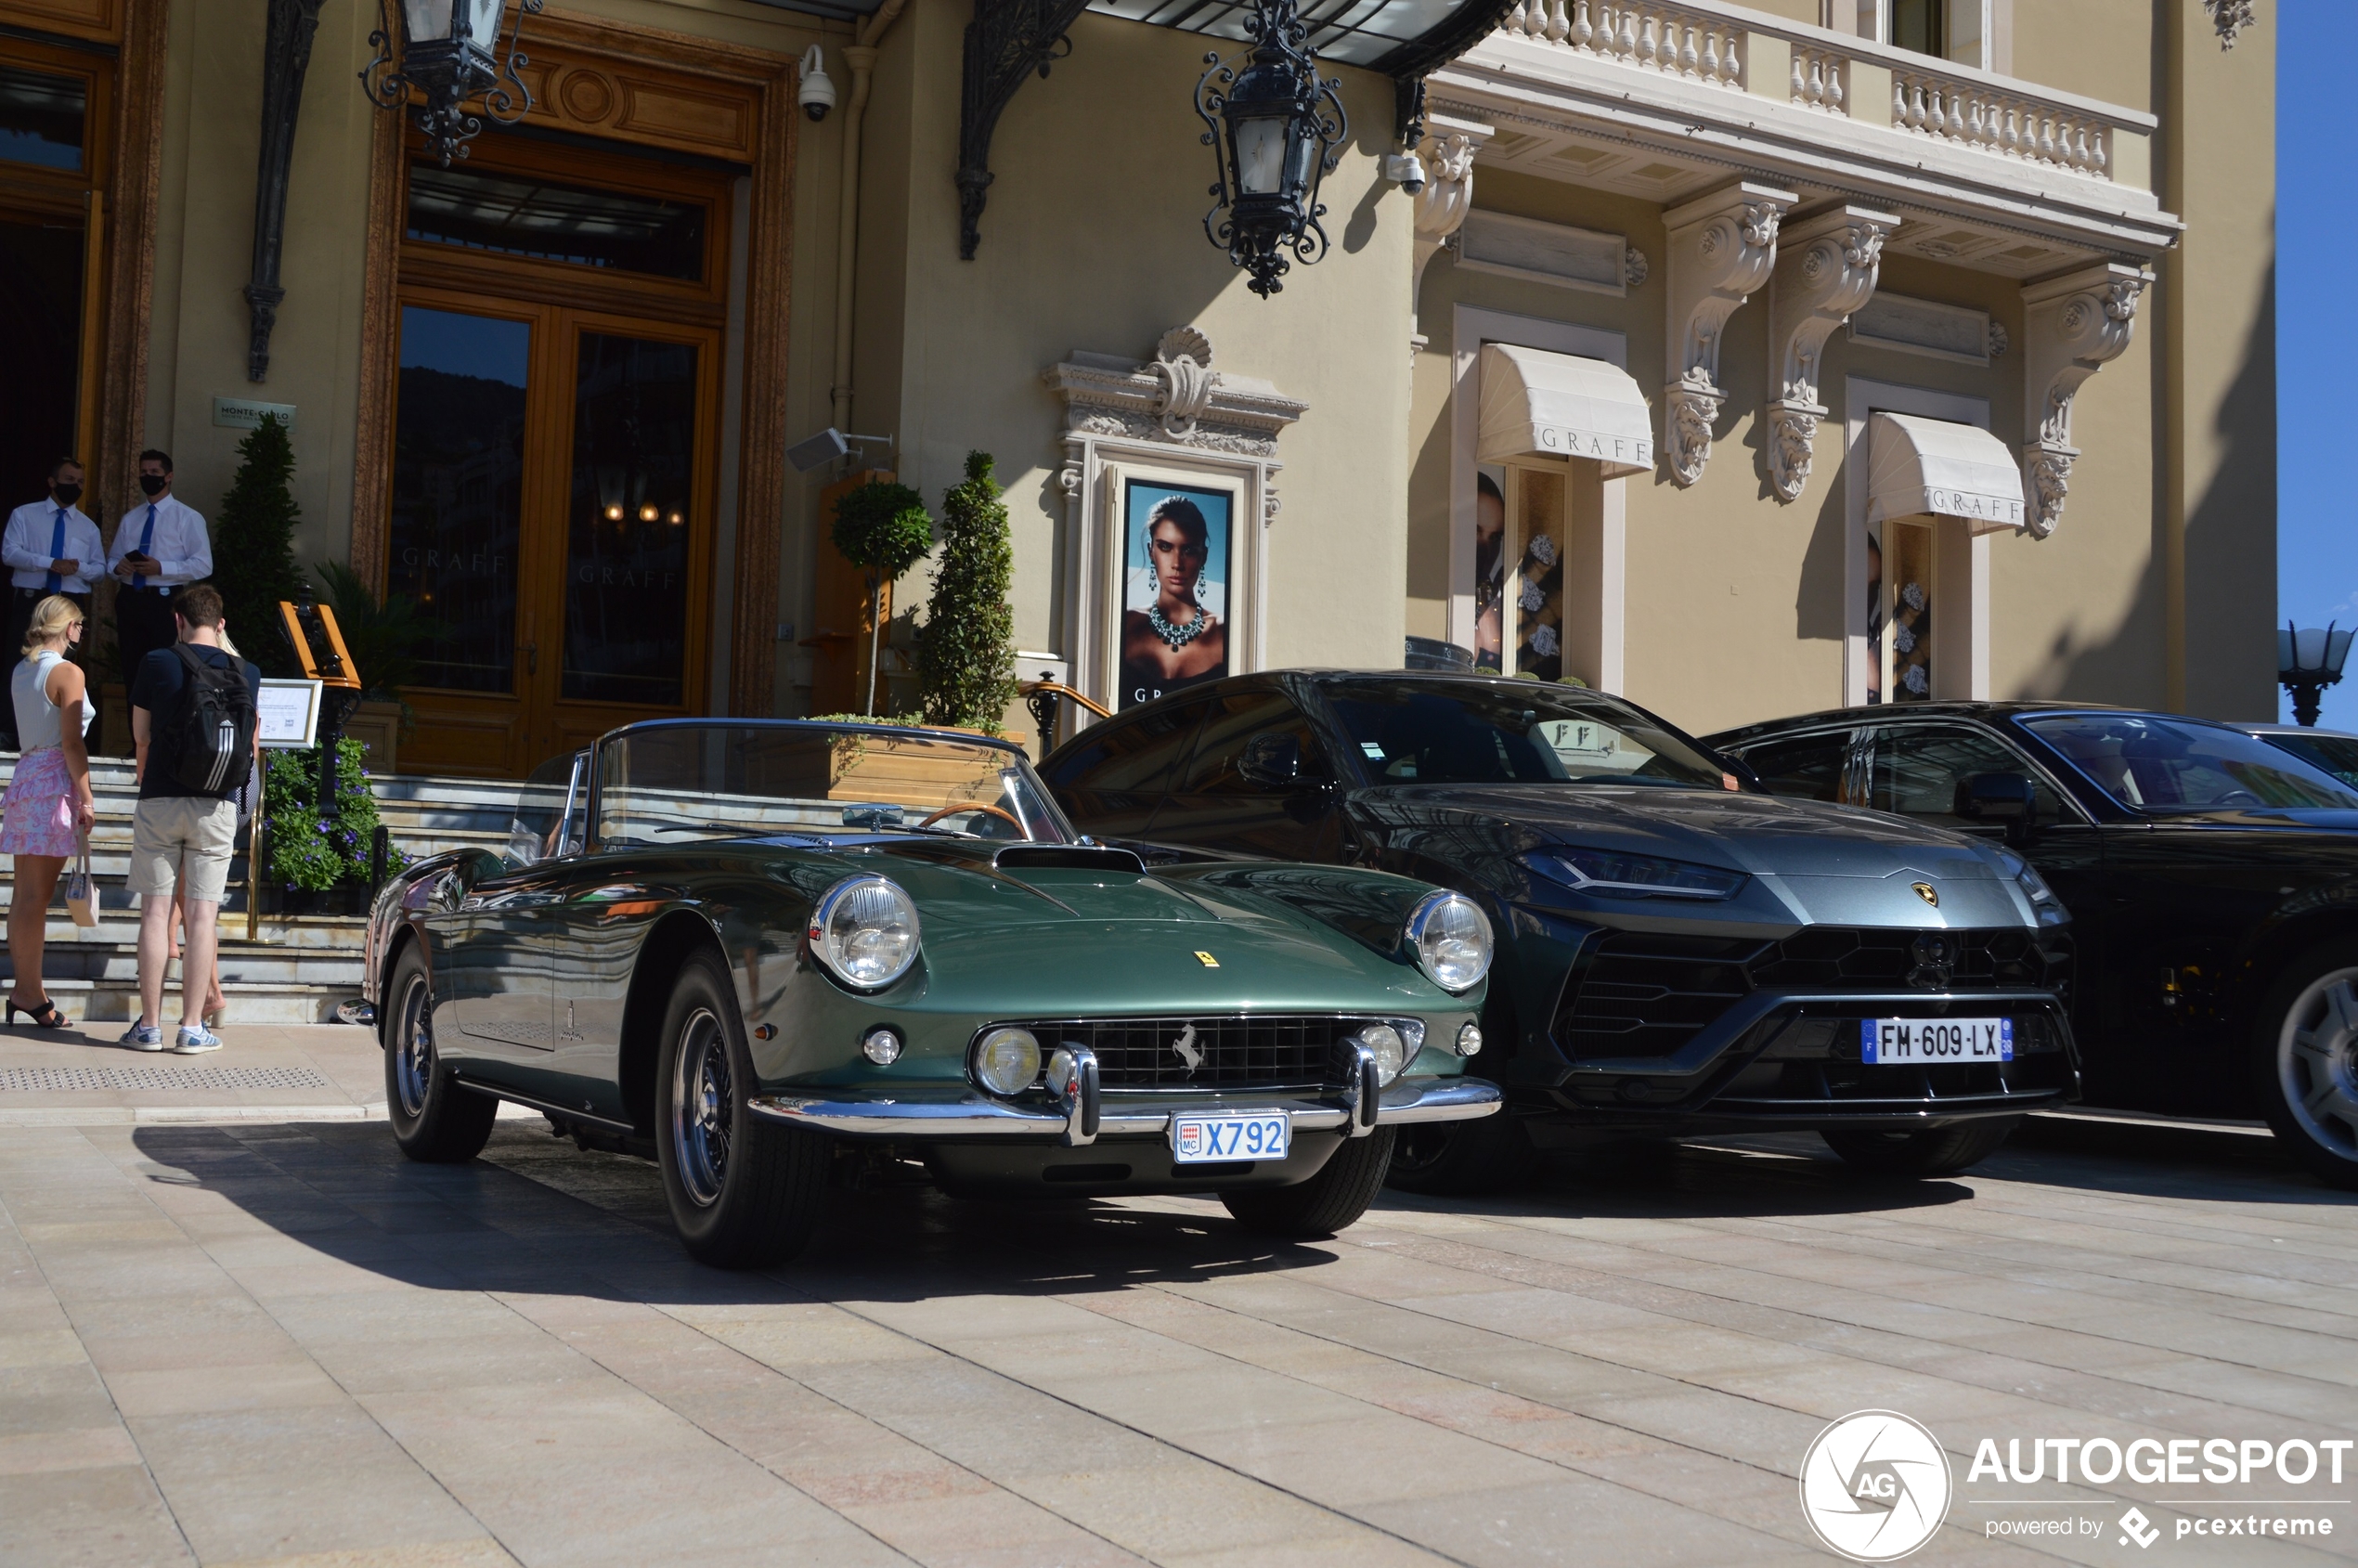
[976,1016,1365,1090]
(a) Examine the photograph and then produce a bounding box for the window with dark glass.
[387,306,530,693]
[1871,725,2053,828]
[1177,692,1328,795]
[1730,732,1855,804]
[562,332,697,706]
[406,163,706,281]
[1889,0,1945,57]
[0,66,84,172]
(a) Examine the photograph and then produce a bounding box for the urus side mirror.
[1953,771,2038,827]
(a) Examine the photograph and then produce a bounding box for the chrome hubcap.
[2280,968,2358,1160]
[395,974,434,1119]
[670,1009,732,1207]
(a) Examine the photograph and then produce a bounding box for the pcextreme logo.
[1799,1410,1954,1562]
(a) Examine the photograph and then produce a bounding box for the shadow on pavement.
[129,1119,1338,1307]
[1990,1112,2358,1206]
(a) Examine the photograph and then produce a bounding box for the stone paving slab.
[0,1079,2353,1565]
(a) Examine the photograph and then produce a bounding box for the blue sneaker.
[119,1021,164,1052]
[173,1025,222,1056]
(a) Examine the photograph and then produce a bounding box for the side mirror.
[1953,772,2038,830]
[1237,732,1303,788]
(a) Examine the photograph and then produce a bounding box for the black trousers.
[2,586,93,750]
[114,582,177,688]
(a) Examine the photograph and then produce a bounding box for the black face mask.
[49,482,80,507]
[138,474,168,498]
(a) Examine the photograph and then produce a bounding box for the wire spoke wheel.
[394,972,434,1120]
[670,1007,733,1207]
[2279,968,2358,1160]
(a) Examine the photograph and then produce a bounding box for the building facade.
[0,0,2274,774]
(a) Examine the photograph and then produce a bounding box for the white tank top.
[11,649,94,753]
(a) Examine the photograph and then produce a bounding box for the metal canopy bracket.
[958,0,1093,259]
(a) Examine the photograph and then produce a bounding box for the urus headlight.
[1995,847,2068,927]
[1403,891,1493,993]
[1525,847,1747,901]
[809,875,922,989]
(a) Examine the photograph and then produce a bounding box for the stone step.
[0,940,360,987]
[0,977,362,1026]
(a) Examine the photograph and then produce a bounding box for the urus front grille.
[1553,927,2072,1062]
[982,1016,1366,1090]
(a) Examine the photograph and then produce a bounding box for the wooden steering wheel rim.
[918,801,1025,832]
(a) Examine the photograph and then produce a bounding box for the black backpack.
[166,645,256,796]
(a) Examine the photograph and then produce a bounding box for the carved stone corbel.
[2018,263,2152,538]
[1661,181,1796,486]
[1411,124,1484,354]
[1764,204,1896,502]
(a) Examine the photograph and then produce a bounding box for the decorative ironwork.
[1194,0,1349,299]
[245,0,325,383]
[957,0,1092,260]
[358,0,546,168]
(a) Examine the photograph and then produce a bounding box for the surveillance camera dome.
[798,45,836,123]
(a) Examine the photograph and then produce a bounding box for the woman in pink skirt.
[4,595,96,1028]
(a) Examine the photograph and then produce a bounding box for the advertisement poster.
[1118,477,1232,709]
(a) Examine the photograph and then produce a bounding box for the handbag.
[63,833,96,928]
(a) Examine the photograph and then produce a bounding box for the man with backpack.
[123,584,258,1054]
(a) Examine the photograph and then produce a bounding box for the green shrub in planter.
[830,478,933,716]
[264,739,408,891]
[918,451,1017,733]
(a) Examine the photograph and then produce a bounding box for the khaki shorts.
[128,796,238,903]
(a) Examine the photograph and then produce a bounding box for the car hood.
[1351,784,2031,930]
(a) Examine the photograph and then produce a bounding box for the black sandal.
[6,997,70,1029]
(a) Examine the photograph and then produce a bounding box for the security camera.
[798,45,836,123]
[1384,152,1427,196]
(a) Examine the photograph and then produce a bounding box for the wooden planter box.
[258,883,373,917]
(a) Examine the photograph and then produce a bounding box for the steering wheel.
[2213,789,2262,807]
[919,801,1025,834]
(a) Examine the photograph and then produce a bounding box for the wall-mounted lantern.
[359,0,546,167]
[1194,0,1349,299]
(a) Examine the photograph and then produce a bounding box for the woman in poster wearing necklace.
[1119,497,1227,707]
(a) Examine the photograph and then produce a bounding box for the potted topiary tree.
[829,478,933,716]
[918,450,1017,733]
[210,413,308,678]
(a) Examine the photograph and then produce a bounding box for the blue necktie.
[135,503,155,590]
[43,508,63,592]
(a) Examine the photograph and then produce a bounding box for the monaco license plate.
[1863,1017,2013,1065]
[1171,1112,1290,1164]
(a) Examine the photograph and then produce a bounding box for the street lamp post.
[359,0,546,167]
[1194,0,1349,299]
[2277,621,2354,728]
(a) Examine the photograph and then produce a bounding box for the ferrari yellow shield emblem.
[1195,951,1220,967]
[1911,881,1939,908]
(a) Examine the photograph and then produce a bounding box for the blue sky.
[2278,0,2357,725]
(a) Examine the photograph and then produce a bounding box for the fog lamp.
[861,1027,902,1066]
[1456,1021,1483,1057]
[1353,1023,1406,1088]
[974,1027,1041,1096]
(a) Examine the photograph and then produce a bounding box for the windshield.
[506,750,587,867]
[2025,714,2358,812]
[2255,731,2358,791]
[592,721,1075,849]
[1325,679,1730,789]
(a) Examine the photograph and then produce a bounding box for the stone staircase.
[0,756,517,1025]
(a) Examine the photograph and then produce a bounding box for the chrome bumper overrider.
[746,1073,1501,1145]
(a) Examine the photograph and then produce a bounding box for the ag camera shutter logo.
[1800,1410,1953,1562]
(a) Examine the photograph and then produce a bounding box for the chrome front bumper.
[746,1069,1500,1146]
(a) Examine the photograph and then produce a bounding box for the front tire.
[654,952,830,1267]
[382,944,497,1163]
[1821,1117,2018,1177]
[1222,1128,1395,1238]
[2251,941,2358,1190]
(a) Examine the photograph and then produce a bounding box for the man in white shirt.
[110,449,214,706]
[2,456,104,750]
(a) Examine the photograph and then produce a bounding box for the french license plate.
[1171,1112,1290,1164]
[1863,1017,2013,1064]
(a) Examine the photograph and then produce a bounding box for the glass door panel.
[389,305,531,693]
[561,331,696,706]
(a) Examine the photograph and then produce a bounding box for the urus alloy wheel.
[2278,966,2358,1161]
[395,971,434,1121]
[670,1007,733,1207]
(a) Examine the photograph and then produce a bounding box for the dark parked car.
[1708,702,2358,1189]
[365,719,1500,1266]
[1042,673,2079,1189]
[2241,722,2358,790]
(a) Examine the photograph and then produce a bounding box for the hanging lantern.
[360,0,545,167]
[1194,0,1349,299]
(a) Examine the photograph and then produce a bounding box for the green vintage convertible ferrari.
[364,719,1500,1266]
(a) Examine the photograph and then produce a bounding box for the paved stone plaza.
[1,1027,2352,1567]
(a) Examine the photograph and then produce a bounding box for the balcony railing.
[1491,0,2141,186]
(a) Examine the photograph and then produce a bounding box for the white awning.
[1477,343,1654,478]
[1867,411,2028,534]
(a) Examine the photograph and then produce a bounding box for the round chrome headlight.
[809,875,922,990]
[1404,891,1493,993]
[973,1026,1041,1096]
[1353,1023,1407,1088]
